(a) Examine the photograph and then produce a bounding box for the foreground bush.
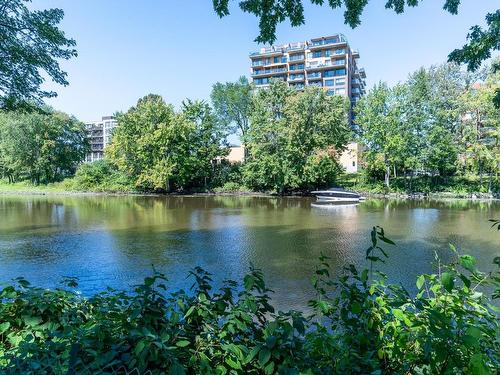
[0,228,498,374]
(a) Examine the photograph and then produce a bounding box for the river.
[0,195,499,310]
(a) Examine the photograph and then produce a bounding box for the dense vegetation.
[0,109,88,184]
[0,226,498,374]
[106,96,229,192]
[356,62,499,193]
[242,81,350,193]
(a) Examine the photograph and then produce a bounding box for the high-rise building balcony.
[252,68,288,76]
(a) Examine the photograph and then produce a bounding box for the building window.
[336,88,346,95]
[335,78,346,85]
[327,89,335,96]
[273,56,280,63]
[325,80,334,87]
[324,70,335,77]
[312,51,322,58]
[335,48,345,55]
[335,68,346,76]
[352,161,356,167]
[325,49,331,57]
[289,54,304,61]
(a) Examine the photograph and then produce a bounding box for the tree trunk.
[385,166,390,189]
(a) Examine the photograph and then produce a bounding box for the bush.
[66,159,135,192]
[213,181,250,193]
[0,227,498,374]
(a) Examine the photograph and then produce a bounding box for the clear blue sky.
[36,0,498,122]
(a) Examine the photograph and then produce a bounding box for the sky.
[34,0,499,123]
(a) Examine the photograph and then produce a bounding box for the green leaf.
[392,308,405,321]
[225,357,242,370]
[0,322,10,334]
[459,255,476,272]
[416,275,425,290]
[175,340,190,348]
[168,363,186,375]
[351,302,362,314]
[441,272,454,292]
[264,361,275,375]
[469,353,489,375]
[258,348,271,366]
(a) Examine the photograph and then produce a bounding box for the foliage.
[212,0,461,44]
[212,181,250,193]
[0,0,77,109]
[107,95,228,192]
[448,10,500,73]
[356,63,499,192]
[342,173,500,195]
[210,76,253,140]
[0,226,498,374]
[62,159,135,192]
[0,109,88,184]
[243,81,350,193]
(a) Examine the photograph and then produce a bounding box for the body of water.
[0,195,498,310]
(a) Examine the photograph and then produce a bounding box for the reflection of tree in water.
[0,195,499,311]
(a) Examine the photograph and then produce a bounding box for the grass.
[339,173,500,196]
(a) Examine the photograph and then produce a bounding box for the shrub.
[67,159,135,192]
[0,227,498,374]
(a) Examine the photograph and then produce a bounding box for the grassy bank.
[340,174,500,197]
[2,173,499,198]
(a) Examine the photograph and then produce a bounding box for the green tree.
[243,81,350,193]
[107,95,228,192]
[212,0,461,44]
[0,0,77,108]
[210,76,253,159]
[459,66,500,190]
[0,109,88,183]
[356,82,405,188]
[181,99,229,188]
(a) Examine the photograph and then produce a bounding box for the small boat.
[311,188,364,203]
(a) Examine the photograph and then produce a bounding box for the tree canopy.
[243,81,351,193]
[0,109,88,183]
[107,95,228,192]
[0,0,77,109]
[356,62,499,190]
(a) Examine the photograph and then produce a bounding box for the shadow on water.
[0,195,499,311]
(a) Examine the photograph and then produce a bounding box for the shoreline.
[0,187,498,201]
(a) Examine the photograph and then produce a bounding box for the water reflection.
[0,195,499,311]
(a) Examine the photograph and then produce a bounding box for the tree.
[212,0,461,44]
[0,109,88,183]
[107,95,228,192]
[212,0,497,80]
[210,76,253,148]
[0,0,77,108]
[458,66,500,190]
[181,99,229,188]
[243,81,350,193]
[356,82,405,188]
[448,10,500,72]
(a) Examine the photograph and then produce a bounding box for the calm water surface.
[0,195,499,310]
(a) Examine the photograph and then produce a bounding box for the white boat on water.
[311,188,364,203]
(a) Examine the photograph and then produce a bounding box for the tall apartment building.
[249,34,366,107]
[84,116,117,163]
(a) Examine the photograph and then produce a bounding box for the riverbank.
[0,182,500,200]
